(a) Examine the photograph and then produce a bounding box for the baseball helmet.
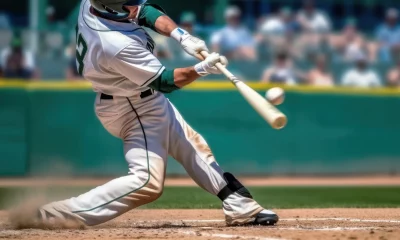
[90,0,148,20]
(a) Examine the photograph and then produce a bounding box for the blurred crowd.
[0,34,38,80]
[1,0,400,88]
[149,0,400,88]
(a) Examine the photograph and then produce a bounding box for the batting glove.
[194,52,229,76]
[171,28,209,58]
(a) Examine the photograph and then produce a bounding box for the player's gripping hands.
[171,28,208,58]
[181,34,208,58]
[194,52,229,76]
[170,28,228,76]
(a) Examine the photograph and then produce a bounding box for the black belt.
[100,89,154,100]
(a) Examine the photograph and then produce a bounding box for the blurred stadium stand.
[1,1,400,177]
[0,0,399,83]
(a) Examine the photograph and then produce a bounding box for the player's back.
[76,0,164,97]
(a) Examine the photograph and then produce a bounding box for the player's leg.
[166,101,278,225]
[38,96,169,226]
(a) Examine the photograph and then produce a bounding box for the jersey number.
[75,26,87,76]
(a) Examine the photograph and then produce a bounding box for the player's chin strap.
[217,172,253,201]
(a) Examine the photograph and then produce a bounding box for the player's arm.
[137,4,208,58]
[149,53,228,92]
[110,44,228,93]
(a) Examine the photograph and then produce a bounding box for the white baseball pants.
[39,91,263,226]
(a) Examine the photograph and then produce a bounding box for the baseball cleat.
[251,209,279,226]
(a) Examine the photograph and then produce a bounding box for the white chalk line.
[281,218,400,223]
[137,217,400,224]
[274,227,376,231]
[134,217,399,234]
[180,230,286,240]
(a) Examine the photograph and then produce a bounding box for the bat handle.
[198,51,208,60]
[199,51,239,83]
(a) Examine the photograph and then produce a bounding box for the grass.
[148,186,400,209]
[0,186,399,210]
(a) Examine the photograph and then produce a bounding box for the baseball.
[265,87,285,105]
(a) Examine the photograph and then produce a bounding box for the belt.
[100,89,154,100]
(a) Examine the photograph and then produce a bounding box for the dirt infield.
[0,209,399,240]
[0,177,399,239]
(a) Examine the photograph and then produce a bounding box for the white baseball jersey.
[38,0,271,227]
[77,0,164,97]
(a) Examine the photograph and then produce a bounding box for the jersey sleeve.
[137,3,166,32]
[110,43,165,87]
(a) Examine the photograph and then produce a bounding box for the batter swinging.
[38,0,279,226]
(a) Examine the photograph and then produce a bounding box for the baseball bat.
[200,51,287,130]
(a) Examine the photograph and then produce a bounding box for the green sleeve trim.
[138,3,166,32]
[148,69,180,93]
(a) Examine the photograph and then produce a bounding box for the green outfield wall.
[0,81,400,176]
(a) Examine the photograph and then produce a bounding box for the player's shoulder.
[78,0,148,57]
[99,30,147,58]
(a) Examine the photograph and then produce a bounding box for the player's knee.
[132,171,164,202]
[145,180,164,202]
[124,173,163,204]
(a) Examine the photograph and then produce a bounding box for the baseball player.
[38,0,279,226]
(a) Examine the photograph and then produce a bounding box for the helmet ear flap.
[102,4,118,14]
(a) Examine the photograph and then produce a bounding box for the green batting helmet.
[90,0,148,20]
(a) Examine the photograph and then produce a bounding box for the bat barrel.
[271,114,287,130]
[200,51,288,130]
[235,81,288,130]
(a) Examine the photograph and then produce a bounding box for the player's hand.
[180,34,209,58]
[194,52,229,76]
